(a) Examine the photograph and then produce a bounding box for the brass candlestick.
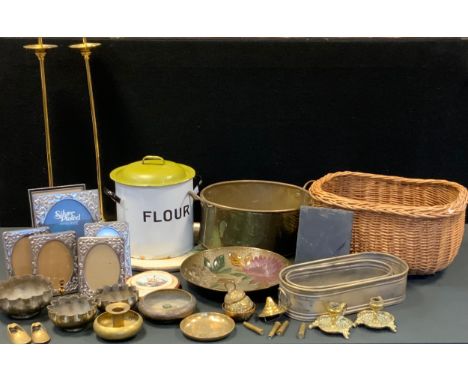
[69,38,104,219]
[24,38,57,187]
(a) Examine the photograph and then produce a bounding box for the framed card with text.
[30,189,100,237]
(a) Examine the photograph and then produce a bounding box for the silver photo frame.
[28,184,86,225]
[77,237,126,297]
[2,227,50,277]
[84,221,132,280]
[30,189,101,237]
[30,230,78,295]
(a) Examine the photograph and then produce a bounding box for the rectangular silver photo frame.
[30,230,78,295]
[2,227,50,277]
[30,189,101,237]
[84,221,132,280]
[77,236,126,297]
[28,184,86,226]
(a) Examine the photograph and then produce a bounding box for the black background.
[1,38,467,226]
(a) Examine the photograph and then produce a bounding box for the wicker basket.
[309,172,468,275]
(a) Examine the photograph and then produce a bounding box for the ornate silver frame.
[77,237,126,297]
[2,227,50,277]
[30,231,78,295]
[28,184,86,226]
[30,189,100,231]
[84,221,132,279]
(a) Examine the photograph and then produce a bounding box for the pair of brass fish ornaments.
[24,37,104,218]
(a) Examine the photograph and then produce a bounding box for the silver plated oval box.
[278,252,408,321]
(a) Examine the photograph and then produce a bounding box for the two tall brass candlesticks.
[24,37,105,219]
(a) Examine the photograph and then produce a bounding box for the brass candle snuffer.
[23,38,57,187]
[69,38,104,219]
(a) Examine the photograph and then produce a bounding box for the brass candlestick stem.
[69,38,104,219]
[24,38,57,187]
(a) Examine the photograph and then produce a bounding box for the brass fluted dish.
[95,284,139,310]
[0,275,53,318]
[47,295,97,331]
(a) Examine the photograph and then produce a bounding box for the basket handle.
[303,179,315,190]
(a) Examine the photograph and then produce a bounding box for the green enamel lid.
[110,155,195,187]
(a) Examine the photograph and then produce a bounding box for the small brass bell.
[258,297,287,320]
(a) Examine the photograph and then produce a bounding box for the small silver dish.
[48,295,98,332]
[94,284,139,310]
[138,289,196,321]
[0,275,53,319]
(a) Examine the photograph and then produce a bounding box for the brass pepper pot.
[222,281,256,321]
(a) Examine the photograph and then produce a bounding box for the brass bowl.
[0,275,53,319]
[180,246,289,292]
[138,289,196,321]
[180,312,235,342]
[94,284,139,310]
[93,302,143,341]
[47,295,97,331]
[222,303,256,322]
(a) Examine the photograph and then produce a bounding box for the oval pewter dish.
[138,289,196,321]
[0,275,53,319]
[48,295,98,331]
[181,247,289,292]
[95,284,139,310]
[278,252,409,321]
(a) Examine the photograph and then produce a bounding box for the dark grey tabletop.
[1,227,467,344]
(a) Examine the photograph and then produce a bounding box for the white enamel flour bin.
[110,155,196,260]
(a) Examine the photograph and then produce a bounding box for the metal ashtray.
[138,289,196,321]
[94,284,139,310]
[180,312,235,342]
[0,275,53,319]
[47,295,98,331]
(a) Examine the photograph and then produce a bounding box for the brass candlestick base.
[309,302,354,339]
[24,38,57,187]
[354,296,397,332]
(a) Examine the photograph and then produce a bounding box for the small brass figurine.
[354,296,397,333]
[258,296,287,320]
[309,302,354,339]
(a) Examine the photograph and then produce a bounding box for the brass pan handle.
[303,179,315,190]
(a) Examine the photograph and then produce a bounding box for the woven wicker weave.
[309,172,468,275]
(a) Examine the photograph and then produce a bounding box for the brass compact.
[93,302,143,341]
[222,281,256,321]
[354,296,397,332]
[309,302,354,339]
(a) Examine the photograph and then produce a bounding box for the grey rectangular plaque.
[295,206,353,263]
